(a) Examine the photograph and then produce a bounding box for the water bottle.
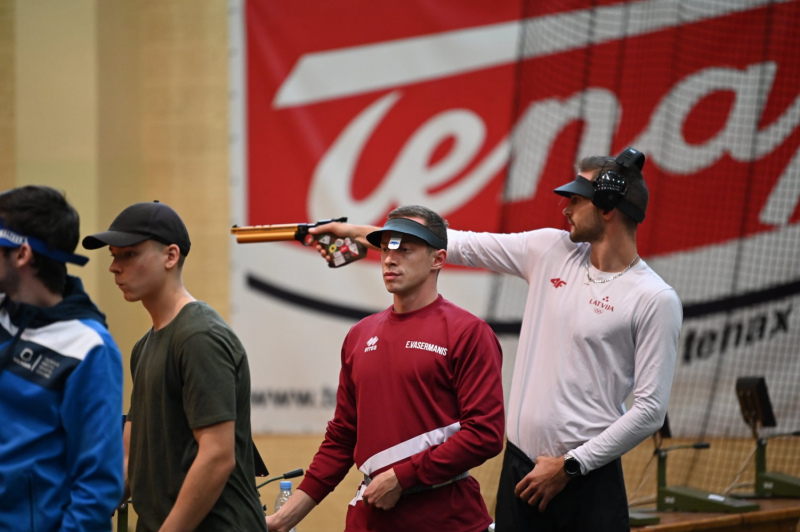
[274,480,297,532]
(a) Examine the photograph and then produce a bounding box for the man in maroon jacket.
[267,205,504,532]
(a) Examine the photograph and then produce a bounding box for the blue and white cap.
[0,220,88,266]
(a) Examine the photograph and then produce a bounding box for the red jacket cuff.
[392,460,418,491]
[297,474,332,504]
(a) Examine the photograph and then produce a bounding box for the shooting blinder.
[591,147,646,212]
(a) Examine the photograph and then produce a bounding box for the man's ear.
[164,244,182,270]
[13,244,35,268]
[431,249,447,271]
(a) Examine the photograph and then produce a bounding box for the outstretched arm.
[309,221,378,248]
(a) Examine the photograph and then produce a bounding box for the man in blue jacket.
[0,185,124,531]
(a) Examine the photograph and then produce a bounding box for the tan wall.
[7,1,228,529]
[0,1,13,192]
[6,0,229,407]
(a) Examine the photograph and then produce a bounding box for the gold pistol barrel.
[230,224,299,243]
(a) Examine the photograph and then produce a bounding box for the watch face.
[564,457,581,476]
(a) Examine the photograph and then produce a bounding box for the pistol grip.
[306,233,367,268]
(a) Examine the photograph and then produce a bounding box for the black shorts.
[495,441,629,532]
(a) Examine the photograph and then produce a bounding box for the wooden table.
[631,499,800,531]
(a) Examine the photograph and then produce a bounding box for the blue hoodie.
[0,276,123,531]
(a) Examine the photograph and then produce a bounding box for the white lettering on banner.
[506,89,617,201]
[638,63,783,169]
[309,91,508,222]
[634,61,800,225]
[274,0,790,108]
[309,61,800,226]
[640,65,752,170]
[275,21,519,108]
[682,304,792,363]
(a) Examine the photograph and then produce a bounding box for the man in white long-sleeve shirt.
[310,147,682,531]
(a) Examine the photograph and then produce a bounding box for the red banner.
[246,0,800,258]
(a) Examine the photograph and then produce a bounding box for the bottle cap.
[279,480,292,490]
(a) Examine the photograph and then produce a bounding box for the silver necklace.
[585,255,640,284]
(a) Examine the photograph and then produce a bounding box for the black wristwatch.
[563,453,581,477]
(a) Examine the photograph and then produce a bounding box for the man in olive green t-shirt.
[83,201,267,532]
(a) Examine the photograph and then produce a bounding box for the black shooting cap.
[553,175,596,200]
[553,146,647,223]
[366,217,447,250]
[82,201,191,256]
